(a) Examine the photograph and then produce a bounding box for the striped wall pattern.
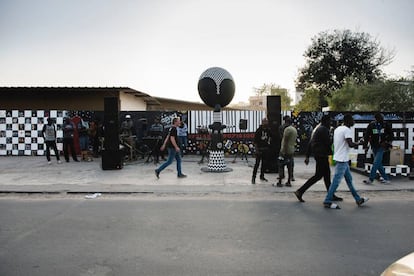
[188,110,291,133]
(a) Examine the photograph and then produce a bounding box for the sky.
[0,0,413,104]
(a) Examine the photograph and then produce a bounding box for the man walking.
[155,117,187,178]
[363,113,393,185]
[251,118,272,184]
[323,114,368,209]
[294,115,342,202]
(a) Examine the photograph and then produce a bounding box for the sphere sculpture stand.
[198,67,235,173]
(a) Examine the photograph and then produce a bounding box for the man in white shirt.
[323,114,368,209]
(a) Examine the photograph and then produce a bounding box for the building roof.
[0,86,235,111]
[0,86,163,110]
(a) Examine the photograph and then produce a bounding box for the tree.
[296,29,394,106]
[253,83,292,110]
[294,88,321,111]
[328,77,414,112]
[328,78,361,111]
[358,79,414,111]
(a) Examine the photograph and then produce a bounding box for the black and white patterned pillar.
[198,67,235,172]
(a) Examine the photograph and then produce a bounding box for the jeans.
[156,147,183,176]
[178,136,188,156]
[79,135,89,151]
[324,161,361,204]
[369,147,388,181]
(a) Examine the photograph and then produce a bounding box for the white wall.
[119,92,147,111]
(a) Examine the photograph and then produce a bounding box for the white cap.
[125,115,131,119]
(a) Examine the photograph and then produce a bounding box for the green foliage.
[328,79,361,111]
[327,78,414,111]
[296,29,394,103]
[358,80,414,111]
[294,88,322,111]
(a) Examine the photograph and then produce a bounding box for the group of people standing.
[252,113,393,210]
[42,116,97,164]
[251,115,298,186]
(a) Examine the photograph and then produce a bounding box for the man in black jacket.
[294,115,342,202]
[252,118,272,184]
[363,113,393,184]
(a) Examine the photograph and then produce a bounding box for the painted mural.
[1,109,414,167]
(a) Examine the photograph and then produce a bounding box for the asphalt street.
[1,155,413,275]
[0,194,413,276]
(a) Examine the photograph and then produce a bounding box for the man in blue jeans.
[155,117,187,179]
[363,113,393,185]
[323,114,368,209]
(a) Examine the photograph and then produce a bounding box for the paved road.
[1,193,413,276]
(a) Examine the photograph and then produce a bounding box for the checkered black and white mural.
[0,110,67,156]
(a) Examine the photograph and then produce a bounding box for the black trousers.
[45,141,60,161]
[63,137,78,161]
[297,156,331,194]
[252,151,266,178]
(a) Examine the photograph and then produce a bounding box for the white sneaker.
[380,179,391,184]
[357,197,369,206]
[324,202,341,209]
[363,179,373,185]
[48,161,52,165]
[57,160,62,164]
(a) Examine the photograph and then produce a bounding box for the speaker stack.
[264,95,281,173]
[102,97,123,170]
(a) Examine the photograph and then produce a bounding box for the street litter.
[85,193,102,199]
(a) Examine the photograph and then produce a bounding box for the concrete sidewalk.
[0,155,413,195]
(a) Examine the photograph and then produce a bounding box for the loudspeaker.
[239,119,247,130]
[267,95,281,126]
[265,96,281,173]
[102,97,122,170]
[104,97,119,151]
[101,150,123,170]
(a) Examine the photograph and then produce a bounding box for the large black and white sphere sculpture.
[198,67,235,109]
[198,67,235,172]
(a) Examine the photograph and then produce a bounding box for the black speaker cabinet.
[239,119,247,130]
[104,97,120,151]
[264,96,282,173]
[101,150,123,170]
[267,95,281,126]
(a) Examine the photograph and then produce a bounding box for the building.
[247,95,267,110]
[0,87,235,111]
